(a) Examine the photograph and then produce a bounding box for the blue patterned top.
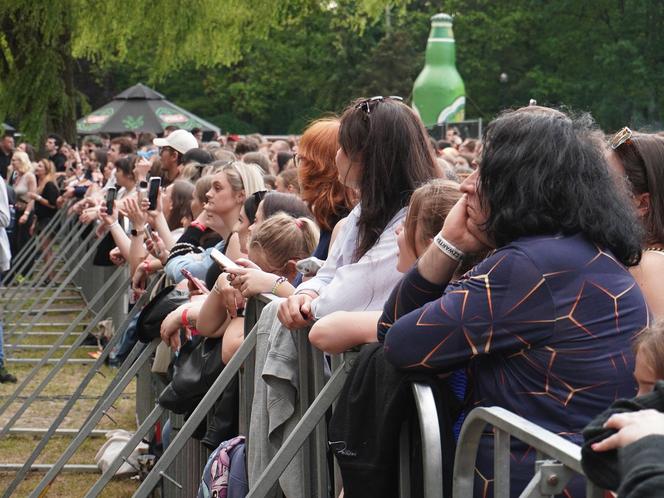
[379,233,649,497]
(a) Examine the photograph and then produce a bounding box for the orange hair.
[297,118,355,231]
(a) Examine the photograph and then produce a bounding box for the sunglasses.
[609,127,633,149]
[355,95,404,114]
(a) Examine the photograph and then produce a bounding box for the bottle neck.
[424,22,457,66]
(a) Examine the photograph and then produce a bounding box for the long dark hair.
[613,132,664,245]
[339,97,436,260]
[479,106,642,266]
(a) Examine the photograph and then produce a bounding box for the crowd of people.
[1,97,664,496]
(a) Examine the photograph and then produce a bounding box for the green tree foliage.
[447,0,664,130]
[3,0,664,140]
[0,0,410,141]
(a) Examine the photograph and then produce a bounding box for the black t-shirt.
[34,181,59,221]
[49,152,67,173]
[0,150,11,179]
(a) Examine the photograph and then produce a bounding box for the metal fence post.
[25,340,159,498]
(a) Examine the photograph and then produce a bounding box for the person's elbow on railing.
[309,310,381,354]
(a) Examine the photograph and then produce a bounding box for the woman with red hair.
[296,118,355,260]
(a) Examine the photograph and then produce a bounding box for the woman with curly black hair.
[380,106,648,497]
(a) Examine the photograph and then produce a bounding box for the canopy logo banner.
[79,107,115,132]
[156,107,189,124]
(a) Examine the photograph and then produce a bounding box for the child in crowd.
[160,213,319,364]
[633,321,664,396]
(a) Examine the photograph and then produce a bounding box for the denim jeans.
[108,314,139,366]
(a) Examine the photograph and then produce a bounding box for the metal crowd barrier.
[454,406,604,498]
[24,278,160,498]
[0,205,69,289]
[77,292,444,498]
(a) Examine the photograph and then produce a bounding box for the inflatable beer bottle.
[412,13,466,127]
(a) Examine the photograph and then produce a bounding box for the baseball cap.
[153,129,198,155]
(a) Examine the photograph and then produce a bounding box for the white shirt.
[297,203,406,319]
[0,177,12,272]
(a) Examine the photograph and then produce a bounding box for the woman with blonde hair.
[7,151,36,256]
[163,161,265,283]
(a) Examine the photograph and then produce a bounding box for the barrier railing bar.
[452,407,603,497]
[0,273,130,466]
[5,230,102,345]
[0,267,126,419]
[131,329,260,498]
[493,428,511,498]
[311,346,329,498]
[295,327,313,495]
[1,209,72,305]
[14,278,154,487]
[411,382,444,498]
[1,207,68,288]
[79,277,159,429]
[246,351,356,498]
[26,340,158,498]
[83,405,164,498]
[5,221,93,326]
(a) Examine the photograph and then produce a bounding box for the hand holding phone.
[181,268,210,294]
[106,187,117,216]
[144,224,161,257]
[148,177,161,211]
[210,248,240,271]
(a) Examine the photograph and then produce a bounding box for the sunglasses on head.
[354,95,404,114]
[609,127,633,149]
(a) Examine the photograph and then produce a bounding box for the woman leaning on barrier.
[379,106,649,497]
[278,96,437,328]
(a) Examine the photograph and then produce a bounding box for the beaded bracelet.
[271,276,287,295]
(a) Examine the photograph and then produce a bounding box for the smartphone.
[138,180,148,202]
[148,177,161,210]
[181,268,210,294]
[210,248,240,271]
[106,187,117,215]
[144,223,161,256]
[296,257,324,277]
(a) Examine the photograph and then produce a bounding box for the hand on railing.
[79,206,100,224]
[591,409,664,452]
[109,247,126,267]
[278,292,315,329]
[160,303,196,352]
[131,262,149,293]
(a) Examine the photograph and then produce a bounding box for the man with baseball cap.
[153,129,198,183]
